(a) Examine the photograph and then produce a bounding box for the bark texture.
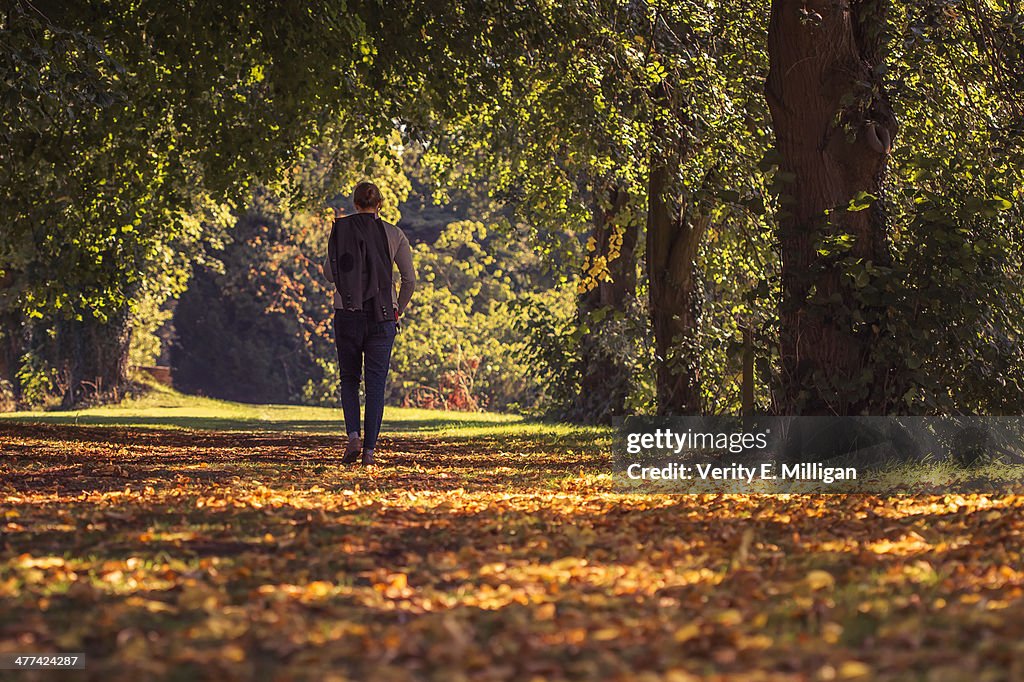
[765,0,898,414]
[570,185,639,424]
[0,309,22,405]
[56,308,132,408]
[647,130,705,415]
[0,271,20,391]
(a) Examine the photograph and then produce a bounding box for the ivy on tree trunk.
[766,0,899,415]
[56,309,132,408]
[570,185,639,424]
[647,98,705,416]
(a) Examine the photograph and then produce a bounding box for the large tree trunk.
[0,309,22,404]
[0,271,22,395]
[56,307,132,407]
[570,185,639,424]
[765,0,898,415]
[0,269,26,406]
[647,132,705,415]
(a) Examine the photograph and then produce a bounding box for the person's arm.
[394,233,416,314]
[322,211,337,284]
[323,220,336,284]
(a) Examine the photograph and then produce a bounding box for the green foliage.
[823,0,1024,414]
[390,221,555,413]
[170,167,560,413]
[170,182,365,405]
[6,0,1024,417]
[127,288,175,368]
[0,379,14,412]
[0,1,401,403]
[507,281,656,420]
[507,288,582,416]
[15,352,56,407]
[301,358,340,408]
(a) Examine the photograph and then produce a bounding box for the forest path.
[1,422,1021,681]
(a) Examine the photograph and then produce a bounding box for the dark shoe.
[361,450,374,466]
[342,434,361,464]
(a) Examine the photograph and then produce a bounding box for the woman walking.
[323,182,416,464]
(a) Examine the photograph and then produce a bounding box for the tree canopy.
[2,0,1023,417]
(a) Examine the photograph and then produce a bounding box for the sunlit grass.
[0,375,612,442]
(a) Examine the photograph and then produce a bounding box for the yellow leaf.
[715,609,743,627]
[535,603,556,621]
[18,555,63,569]
[222,644,246,662]
[389,573,408,590]
[306,581,332,598]
[673,623,700,643]
[806,570,835,591]
[822,622,844,644]
[838,661,872,679]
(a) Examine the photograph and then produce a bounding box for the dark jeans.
[333,309,397,451]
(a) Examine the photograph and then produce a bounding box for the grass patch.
[0,376,595,439]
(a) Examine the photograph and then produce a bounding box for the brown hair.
[353,181,383,210]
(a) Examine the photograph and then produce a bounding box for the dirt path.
[1,424,1022,680]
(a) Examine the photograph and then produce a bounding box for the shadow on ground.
[0,412,519,433]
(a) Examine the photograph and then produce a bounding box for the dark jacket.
[323,215,417,314]
[327,213,394,321]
